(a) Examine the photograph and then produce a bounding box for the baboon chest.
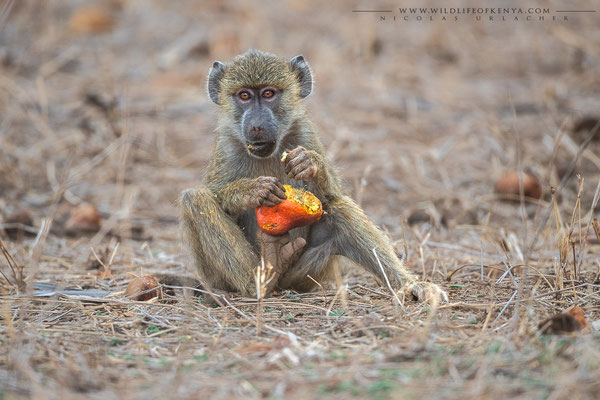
[234,163,312,251]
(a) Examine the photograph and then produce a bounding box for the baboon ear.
[290,55,312,98]
[207,61,226,104]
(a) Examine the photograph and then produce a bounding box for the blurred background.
[1,0,599,231]
[1,1,599,239]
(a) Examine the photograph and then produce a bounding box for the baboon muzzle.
[246,140,276,158]
[244,109,278,158]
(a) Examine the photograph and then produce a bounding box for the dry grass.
[1,1,600,399]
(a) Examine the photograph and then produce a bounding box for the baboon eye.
[262,89,274,98]
[239,91,251,100]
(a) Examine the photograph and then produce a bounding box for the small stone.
[64,203,102,235]
[69,5,115,35]
[495,171,542,200]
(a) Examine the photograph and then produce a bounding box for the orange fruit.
[256,185,323,235]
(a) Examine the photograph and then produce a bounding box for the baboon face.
[207,50,313,159]
[233,85,282,158]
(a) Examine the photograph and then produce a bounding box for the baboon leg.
[180,187,259,295]
[279,195,417,291]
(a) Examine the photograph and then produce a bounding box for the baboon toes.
[281,237,306,265]
[403,281,449,304]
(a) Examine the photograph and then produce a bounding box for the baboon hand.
[403,281,448,304]
[285,146,318,181]
[248,176,287,208]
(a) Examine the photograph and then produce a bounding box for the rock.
[494,171,542,200]
[64,203,102,235]
[407,209,433,226]
[69,5,115,35]
[538,306,589,334]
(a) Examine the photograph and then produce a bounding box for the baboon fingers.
[254,177,287,200]
[286,146,306,158]
[294,166,317,180]
[274,178,286,193]
[271,184,287,199]
[284,146,309,172]
[266,192,284,205]
[284,154,304,172]
[289,161,316,180]
[255,189,285,207]
[262,198,283,207]
[288,162,305,177]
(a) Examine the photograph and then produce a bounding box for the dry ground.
[1,1,600,399]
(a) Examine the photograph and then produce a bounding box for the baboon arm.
[213,178,254,217]
[305,150,343,199]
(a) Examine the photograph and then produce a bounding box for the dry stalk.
[480,241,484,281]
[568,175,584,281]
[254,257,274,336]
[325,280,346,337]
[481,282,496,331]
[28,187,65,290]
[91,242,120,278]
[551,187,570,285]
[307,274,327,305]
[0,237,26,293]
[422,286,441,350]
[553,258,564,292]
[525,119,600,260]
[1,293,14,340]
[401,217,409,262]
[420,232,431,271]
[593,218,600,244]
[574,178,600,272]
[372,248,403,307]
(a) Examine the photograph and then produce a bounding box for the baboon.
[180,50,447,303]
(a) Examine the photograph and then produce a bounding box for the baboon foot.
[403,281,449,304]
[257,230,306,294]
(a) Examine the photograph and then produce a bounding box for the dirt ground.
[1,1,600,399]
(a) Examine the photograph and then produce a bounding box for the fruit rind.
[255,185,323,235]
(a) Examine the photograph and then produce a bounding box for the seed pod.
[125,276,162,301]
[69,5,115,35]
[256,185,323,235]
[64,203,102,234]
[494,171,542,200]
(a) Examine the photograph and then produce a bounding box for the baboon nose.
[251,126,263,133]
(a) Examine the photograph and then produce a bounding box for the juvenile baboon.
[180,50,447,302]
